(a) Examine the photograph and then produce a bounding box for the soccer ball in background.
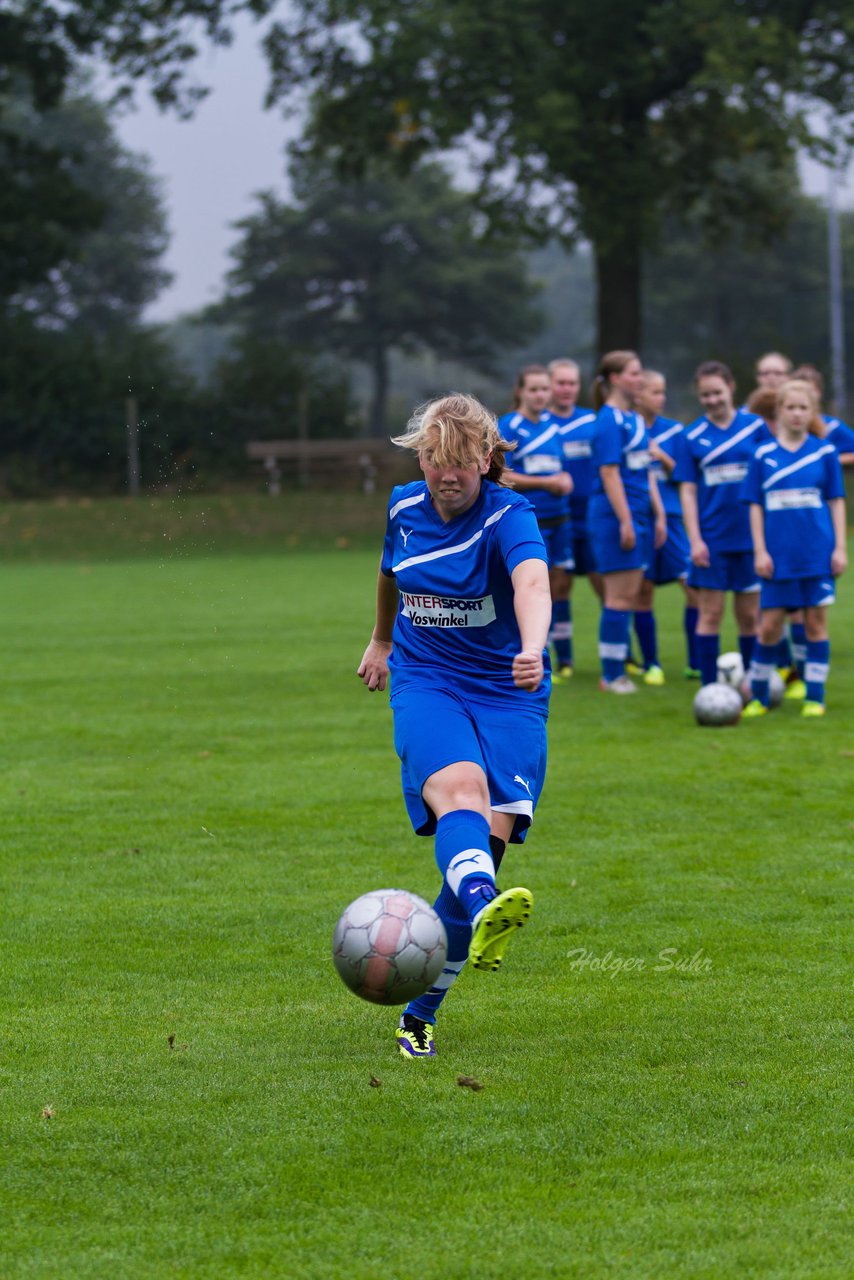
[693,682,743,726]
[333,889,448,1005]
[737,670,785,708]
[717,651,745,688]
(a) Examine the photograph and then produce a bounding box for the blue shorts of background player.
[392,679,548,846]
[539,518,575,572]
[571,528,596,577]
[760,577,836,611]
[587,505,653,576]
[688,549,759,594]
[646,514,690,586]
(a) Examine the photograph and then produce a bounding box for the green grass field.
[1,495,852,1278]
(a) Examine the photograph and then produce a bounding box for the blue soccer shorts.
[538,518,575,572]
[390,680,548,844]
[688,549,759,593]
[587,503,652,576]
[760,576,836,610]
[646,513,690,585]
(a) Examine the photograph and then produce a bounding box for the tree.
[0,1,274,297]
[221,158,543,434]
[7,81,172,332]
[260,0,854,352]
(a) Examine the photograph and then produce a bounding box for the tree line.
[1,2,853,491]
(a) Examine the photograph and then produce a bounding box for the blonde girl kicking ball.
[743,379,847,718]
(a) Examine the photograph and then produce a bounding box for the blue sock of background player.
[790,622,807,679]
[633,609,658,669]
[405,834,506,1024]
[684,605,699,671]
[696,633,719,685]
[599,606,630,681]
[805,639,830,704]
[738,634,755,671]
[749,642,777,706]
[550,600,571,667]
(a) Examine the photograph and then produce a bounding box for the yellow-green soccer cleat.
[469,888,533,972]
[625,658,644,677]
[742,699,768,718]
[643,664,665,686]
[784,678,807,701]
[395,1014,436,1058]
[554,664,574,681]
[801,701,826,718]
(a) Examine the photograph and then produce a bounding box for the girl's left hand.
[831,547,848,576]
[654,514,667,549]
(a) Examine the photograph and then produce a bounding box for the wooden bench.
[246,438,416,494]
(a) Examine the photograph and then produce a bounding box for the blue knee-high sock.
[434,809,496,923]
[805,639,830,704]
[599,607,630,681]
[791,623,807,678]
[633,609,658,668]
[775,635,793,669]
[749,642,777,706]
[738,634,756,671]
[551,599,571,666]
[404,880,470,1024]
[696,633,720,686]
[684,606,699,670]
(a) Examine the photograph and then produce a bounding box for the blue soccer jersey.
[823,416,854,455]
[647,415,685,518]
[552,406,598,523]
[499,411,569,523]
[744,438,845,579]
[381,479,549,702]
[673,411,771,551]
[590,405,653,513]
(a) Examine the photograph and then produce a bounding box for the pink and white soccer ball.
[333,889,448,1005]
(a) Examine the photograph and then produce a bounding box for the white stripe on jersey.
[702,418,764,466]
[514,423,561,456]
[560,413,596,431]
[626,417,646,452]
[688,421,709,440]
[755,441,777,459]
[391,505,511,573]
[653,423,683,446]
[390,491,427,521]
[762,444,836,489]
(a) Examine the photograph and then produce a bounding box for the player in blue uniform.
[545,358,601,676]
[630,369,697,682]
[500,366,574,677]
[791,365,854,465]
[358,393,552,1057]
[742,379,847,718]
[673,361,772,685]
[586,350,667,693]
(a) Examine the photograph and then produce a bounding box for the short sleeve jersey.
[590,405,653,513]
[743,438,844,579]
[647,415,685,518]
[381,479,549,700]
[551,407,598,521]
[499,411,569,522]
[823,416,854,455]
[673,411,771,551]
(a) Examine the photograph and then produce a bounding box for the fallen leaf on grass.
[369,1076,382,1088]
[41,1105,55,1119]
[456,1075,485,1092]
[730,1080,747,1087]
[167,1034,188,1052]
[197,750,212,758]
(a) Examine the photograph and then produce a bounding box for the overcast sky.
[112,16,854,324]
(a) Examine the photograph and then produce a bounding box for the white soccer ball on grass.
[693,682,743,726]
[333,889,447,1005]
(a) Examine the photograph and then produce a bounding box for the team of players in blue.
[358,354,849,1058]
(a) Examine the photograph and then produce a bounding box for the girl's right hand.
[619,518,636,551]
[754,550,774,579]
[690,538,710,568]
